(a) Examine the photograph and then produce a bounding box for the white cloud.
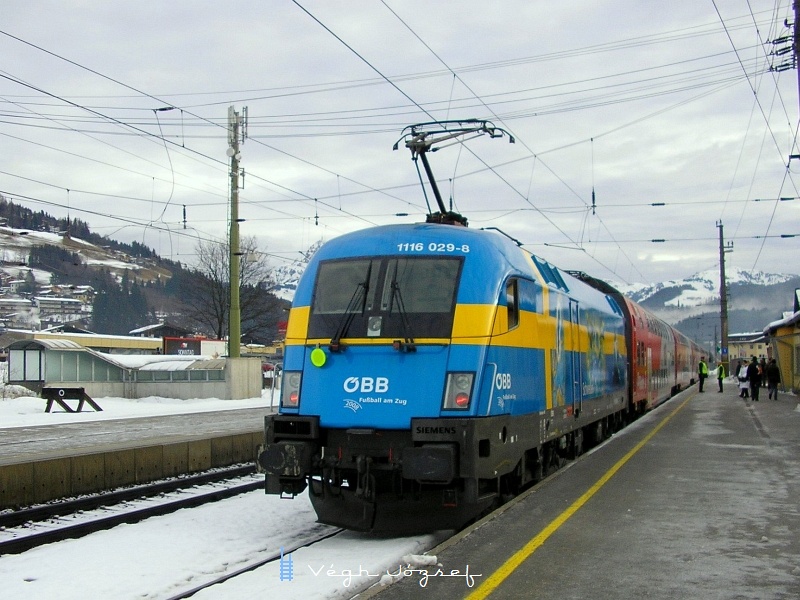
[1,0,798,284]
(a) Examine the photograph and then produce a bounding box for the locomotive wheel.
[587,420,605,447]
[500,461,523,503]
[541,442,565,477]
[540,446,552,478]
[569,429,584,459]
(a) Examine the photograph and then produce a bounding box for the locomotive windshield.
[309,256,463,339]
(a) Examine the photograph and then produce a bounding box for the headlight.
[281,371,302,409]
[442,372,474,410]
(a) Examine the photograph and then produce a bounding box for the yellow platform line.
[465,394,694,600]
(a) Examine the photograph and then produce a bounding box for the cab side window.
[506,278,519,330]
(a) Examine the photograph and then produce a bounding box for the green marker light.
[310,347,327,367]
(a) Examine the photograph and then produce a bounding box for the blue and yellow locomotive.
[258,222,630,532]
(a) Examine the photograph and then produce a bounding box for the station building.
[763,289,800,395]
[6,338,262,400]
[727,332,769,362]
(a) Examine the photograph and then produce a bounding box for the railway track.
[0,464,261,555]
[164,527,345,600]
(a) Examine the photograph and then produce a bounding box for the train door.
[646,346,653,406]
[569,299,583,417]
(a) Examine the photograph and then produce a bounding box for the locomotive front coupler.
[354,455,376,500]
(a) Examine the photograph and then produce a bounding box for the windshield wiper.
[329,265,371,352]
[389,279,416,352]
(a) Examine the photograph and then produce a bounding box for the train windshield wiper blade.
[389,279,416,352]
[329,265,371,351]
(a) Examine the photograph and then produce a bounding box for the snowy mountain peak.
[611,267,796,308]
[271,239,324,301]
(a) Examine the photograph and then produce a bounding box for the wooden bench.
[42,387,103,413]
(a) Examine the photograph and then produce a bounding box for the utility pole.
[773,2,799,161]
[717,221,733,375]
[795,0,800,114]
[227,106,247,358]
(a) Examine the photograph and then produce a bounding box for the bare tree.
[181,236,286,343]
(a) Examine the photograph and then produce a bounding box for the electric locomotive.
[258,222,631,531]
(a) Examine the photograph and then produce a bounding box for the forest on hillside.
[1,197,288,343]
[0,196,156,260]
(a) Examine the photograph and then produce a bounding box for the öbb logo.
[495,373,512,390]
[343,377,389,393]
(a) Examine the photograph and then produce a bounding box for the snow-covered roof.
[35,296,82,304]
[8,338,84,351]
[129,322,165,334]
[728,332,766,341]
[95,353,224,371]
[138,358,225,371]
[764,311,800,335]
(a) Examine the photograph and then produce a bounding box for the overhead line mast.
[228,105,247,358]
[717,220,733,373]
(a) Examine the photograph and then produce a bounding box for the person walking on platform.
[746,356,762,401]
[760,358,768,387]
[766,359,781,400]
[738,373,749,398]
[698,357,709,392]
[717,363,725,393]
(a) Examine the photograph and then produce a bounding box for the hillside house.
[0,297,35,329]
[35,296,85,319]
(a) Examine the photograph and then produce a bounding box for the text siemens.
[415,426,456,435]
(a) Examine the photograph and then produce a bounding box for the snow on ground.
[0,487,448,600]
[0,389,277,429]
[0,388,449,599]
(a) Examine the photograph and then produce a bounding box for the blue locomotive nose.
[296,344,449,429]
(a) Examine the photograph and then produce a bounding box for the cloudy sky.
[2,1,799,285]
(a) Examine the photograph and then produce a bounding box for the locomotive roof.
[293,223,621,313]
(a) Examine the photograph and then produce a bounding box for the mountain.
[611,267,800,342]
[0,195,293,341]
[612,267,795,310]
[271,240,323,301]
[0,226,172,286]
[0,223,173,332]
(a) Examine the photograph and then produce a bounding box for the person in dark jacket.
[746,357,762,401]
[759,358,768,387]
[766,359,781,400]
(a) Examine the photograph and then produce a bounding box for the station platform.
[0,408,271,510]
[361,383,800,599]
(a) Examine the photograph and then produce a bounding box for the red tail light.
[281,371,302,409]
[443,372,474,410]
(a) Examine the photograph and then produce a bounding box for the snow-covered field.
[0,388,451,599]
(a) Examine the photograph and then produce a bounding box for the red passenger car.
[622,298,678,412]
